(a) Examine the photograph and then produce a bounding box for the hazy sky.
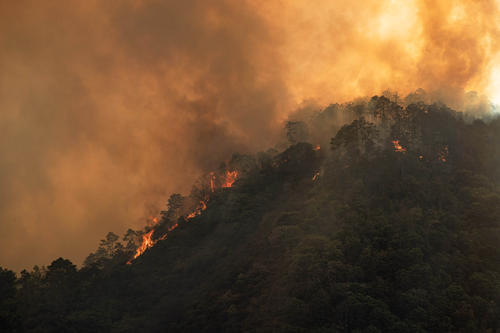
[1,0,499,271]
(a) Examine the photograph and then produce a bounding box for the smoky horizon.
[1,0,500,272]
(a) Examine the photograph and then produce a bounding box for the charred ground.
[1,96,500,332]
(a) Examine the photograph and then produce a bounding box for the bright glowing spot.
[448,3,466,23]
[374,0,419,39]
[488,62,500,108]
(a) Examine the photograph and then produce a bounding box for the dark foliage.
[2,97,500,332]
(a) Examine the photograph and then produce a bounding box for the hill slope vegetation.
[1,96,500,332]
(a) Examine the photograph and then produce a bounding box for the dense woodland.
[1,95,500,332]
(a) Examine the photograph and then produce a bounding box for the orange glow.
[314,144,321,151]
[255,0,500,107]
[129,229,155,262]
[3,0,500,271]
[222,170,238,188]
[129,219,180,263]
[129,170,239,263]
[127,216,163,263]
[186,200,208,219]
[392,140,407,153]
[312,171,320,181]
[438,145,449,162]
[210,172,216,193]
[158,223,179,241]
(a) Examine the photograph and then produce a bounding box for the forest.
[1,95,499,332]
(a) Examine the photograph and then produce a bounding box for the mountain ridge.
[1,96,499,332]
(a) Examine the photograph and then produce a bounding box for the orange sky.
[1,0,499,271]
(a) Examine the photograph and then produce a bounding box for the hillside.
[1,96,500,332]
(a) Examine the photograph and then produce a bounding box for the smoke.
[257,0,500,108]
[0,0,499,271]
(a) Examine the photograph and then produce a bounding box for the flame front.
[186,200,208,219]
[126,216,162,263]
[128,217,181,263]
[392,140,407,153]
[129,170,239,263]
[158,223,179,241]
[222,170,238,188]
[130,230,155,261]
[186,170,238,219]
[210,172,216,193]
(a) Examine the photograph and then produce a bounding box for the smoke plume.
[1,0,499,270]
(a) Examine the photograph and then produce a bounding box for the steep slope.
[3,97,500,332]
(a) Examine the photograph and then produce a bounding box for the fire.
[158,223,178,241]
[314,144,321,151]
[127,229,155,264]
[126,216,162,263]
[392,140,406,153]
[186,200,208,219]
[222,170,238,188]
[186,170,237,219]
[312,171,320,181]
[210,172,216,193]
[128,217,181,263]
[438,146,449,162]
[129,169,239,263]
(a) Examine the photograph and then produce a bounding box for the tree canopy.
[1,97,499,332]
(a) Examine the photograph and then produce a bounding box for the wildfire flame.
[312,171,320,181]
[186,200,208,219]
[392,140,406,153]
[131,229,155,260]
[210,172,216,193]
[438,145,449,162]
[222,170,238,188]
[127,216,162,263]
[127,217,182,263]
[158,223,179,241]
[314,144,321,151]
[186,170,238,219]
[129,169,239,263]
